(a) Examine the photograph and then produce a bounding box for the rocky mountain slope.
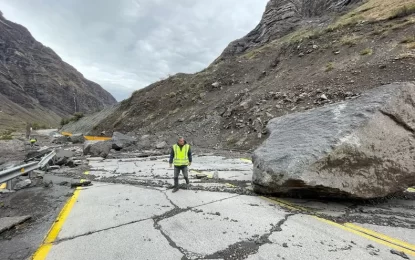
[0,11,116,130]
[92,0,415,151]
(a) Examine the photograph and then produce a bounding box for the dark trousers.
[174,166,189,187]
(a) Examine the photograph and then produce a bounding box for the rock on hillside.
[93,0,415,151]
[217,0,362,60]
[0,11,116,129]
[252,82,415,199]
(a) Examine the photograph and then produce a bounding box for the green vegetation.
[341,35,361,47]
[0,130,13,140]
[400,35,415,44]
[32,122,48,130]
[60,112,85,126]
[389,4,415,20]
[407,42,415,49]
[325,62,334,72]
[360,48,373,56]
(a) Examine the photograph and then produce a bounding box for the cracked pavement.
[2,154,415,260]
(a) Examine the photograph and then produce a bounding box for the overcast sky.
[0,0,267,101]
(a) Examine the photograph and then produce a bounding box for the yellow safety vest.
[173,144,190,166]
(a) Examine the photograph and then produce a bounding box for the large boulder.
[52,135,69,144]
[112,132,136,150]
[155,141,167,149]
[68,134,85,144]
[55,149,75,166]
[252,82,415,199]
[83,141,112,158]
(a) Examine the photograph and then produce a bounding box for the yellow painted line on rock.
[262,197,415,256]
[0,183,6,189]
[32,187,82,259]
[61,132,72,137]
[240,158,252,163]
[84,136,111,141]
[408,188,415,193]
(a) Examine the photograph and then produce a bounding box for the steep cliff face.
[93,0,415,151]
[0,12,116,129]
[216,0,361,60]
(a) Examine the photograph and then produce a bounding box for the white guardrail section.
[0,150,56,188]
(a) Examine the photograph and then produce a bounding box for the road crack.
[204,213,295,260]
[52,217,152,245]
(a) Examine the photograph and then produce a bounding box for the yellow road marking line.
[0,183,6,189]
[225,183,237,188]
[344,223,415,251]
[84,136,111,141]
[32,186,82,259]
[240,158,252,163]
[262,197,415,256]
[408,188,415,193]
[317,217,415,257]
[261,196,302,211]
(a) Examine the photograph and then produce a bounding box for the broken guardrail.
[0,150,56,189]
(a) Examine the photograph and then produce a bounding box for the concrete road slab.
[358,223,415,245]
[89,159,118,171]
[248,214,409,260]
[191,170,252,181]
[58,185,172,239]
[47,220,183,260]
[191,156,252,172]
[159,195,287,256]
[0,216,31,233]
[165,190,238,209]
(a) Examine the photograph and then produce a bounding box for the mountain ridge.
[0,11,117,130]
[78,0,415,150]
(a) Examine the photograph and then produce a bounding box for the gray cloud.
[0,0,268,101]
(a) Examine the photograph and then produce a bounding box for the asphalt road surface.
[2,154,414,260]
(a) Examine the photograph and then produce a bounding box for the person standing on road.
[169,137,192,192]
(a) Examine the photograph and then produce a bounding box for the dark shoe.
[172,187,179,193]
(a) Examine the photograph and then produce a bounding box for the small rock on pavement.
[390,249,409,259]
[71,181,92,188]
[155,141,167,149]
[14,179,31,190]
[33,170,45,177]
[44,180,53,188]
[320,94,328,100]
[282,243,288,248]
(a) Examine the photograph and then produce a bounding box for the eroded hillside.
[93,0,415,151]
